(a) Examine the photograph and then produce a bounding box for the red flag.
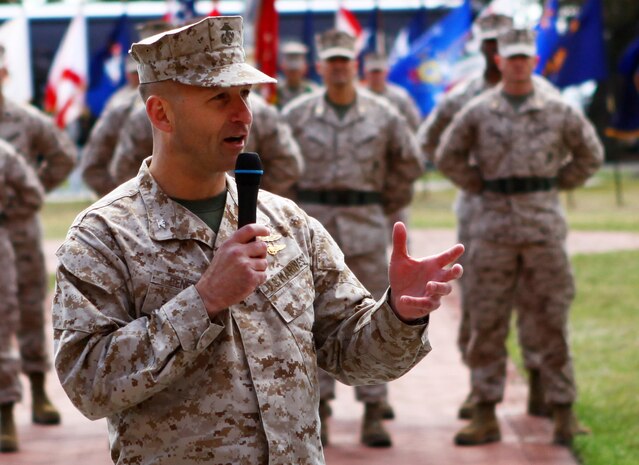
[335,6,364,52]
[44,11,88,128]
[255,0,278,103]
[208,0,221,16]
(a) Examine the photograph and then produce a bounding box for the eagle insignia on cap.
[221,23,234,45]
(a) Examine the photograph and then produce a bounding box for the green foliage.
[41,200,92,240]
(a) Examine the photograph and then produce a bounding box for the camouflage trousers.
[7,215,50,375]
[319,249,389,403]
[456,192,542,370]
[465,239,577,405]
[0,228,22,404]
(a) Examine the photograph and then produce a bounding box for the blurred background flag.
[44,10,88,129]
[86,14,131,117]
[254,0,279,103]
[302,5,320,82]
[208,0,221,16]
[606,36,639,140]
[335,4,364,52]
[535,0,561,74]
[388,0,472,117]
[0,13,33,103]
[165,0,196,25]
[358,2,383,75]
[542,0,607,88]
[388,5,428,66]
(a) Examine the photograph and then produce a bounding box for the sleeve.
[3,149,45,218]
[31,113,77,192]
[81,104,130,196]
[417,95,458,165]
[110,108,153,184]
[557,105,605,189]
[52,226,224,420]
[308,217,432,386]
[435,106,483,193]
[381,112,425,214]
[251,104,304,197]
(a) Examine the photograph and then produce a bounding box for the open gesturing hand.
[388,222,464,322]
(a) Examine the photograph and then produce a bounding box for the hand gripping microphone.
[234,152,263,229]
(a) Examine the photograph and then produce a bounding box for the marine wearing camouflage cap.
[476,13,514,40]
[129,15,276,87]
[498,27,537,57]
[316,29,357,60]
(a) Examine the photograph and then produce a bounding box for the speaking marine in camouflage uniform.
[52,16,463,465]
[435,28,603,447]
[0,139,45,453]
[282,30,424,447]
[110,90,303,197]
[0,44,76,428]
[417,13,559,420]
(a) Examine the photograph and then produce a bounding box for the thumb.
[391,221,409,260]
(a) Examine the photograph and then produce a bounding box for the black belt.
[0,212,5,225]
[482,177,557,195]
[297,189,382,206]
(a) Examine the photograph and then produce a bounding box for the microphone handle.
[237,185,258,228]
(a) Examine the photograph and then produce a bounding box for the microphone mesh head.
[235,152,263,172]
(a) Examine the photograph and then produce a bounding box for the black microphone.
[234,152,263,229]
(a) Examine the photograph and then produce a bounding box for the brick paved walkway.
[4,228,639,464]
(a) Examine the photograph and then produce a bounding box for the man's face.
[365,69,388,90]
[497,54,537,85]
[480,39,499,69]
[167,83,253,173]
[318,56,357,88]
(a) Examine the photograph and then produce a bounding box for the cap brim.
[318,47,356,60]
[500,44,536,58]
[175,62,277,87]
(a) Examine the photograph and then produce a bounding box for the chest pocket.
[138,271,198,318]
[259,253,315,325]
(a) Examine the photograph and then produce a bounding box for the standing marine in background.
[436,28,603,447]
[81,20,172,198]
[0,139,46,452]
[276,41,319,109]
[0,44,76,434]
[283,29,423,448]
[417,13,560,421]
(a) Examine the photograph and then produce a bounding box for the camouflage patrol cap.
[135,19,175,40]
[363,52,388,72]
[316,29,356,60]
[476,13,514,40]
[129,16,276,87]
[498,28,537,58]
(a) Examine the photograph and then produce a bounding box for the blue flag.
[86,15,132,117]
[535,0,560,74]
[388,6,428,67]
[542,0,607,88]
[302,8,320,83]
[388,1,471,117]
[606,36,639,139]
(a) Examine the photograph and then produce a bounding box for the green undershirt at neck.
[325,94,355,120]
[501,90,533,112]
[172,190,227,233]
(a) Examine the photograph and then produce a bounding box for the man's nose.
[231,96,253,125]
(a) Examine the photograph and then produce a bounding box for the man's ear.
[146,95,172,133]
